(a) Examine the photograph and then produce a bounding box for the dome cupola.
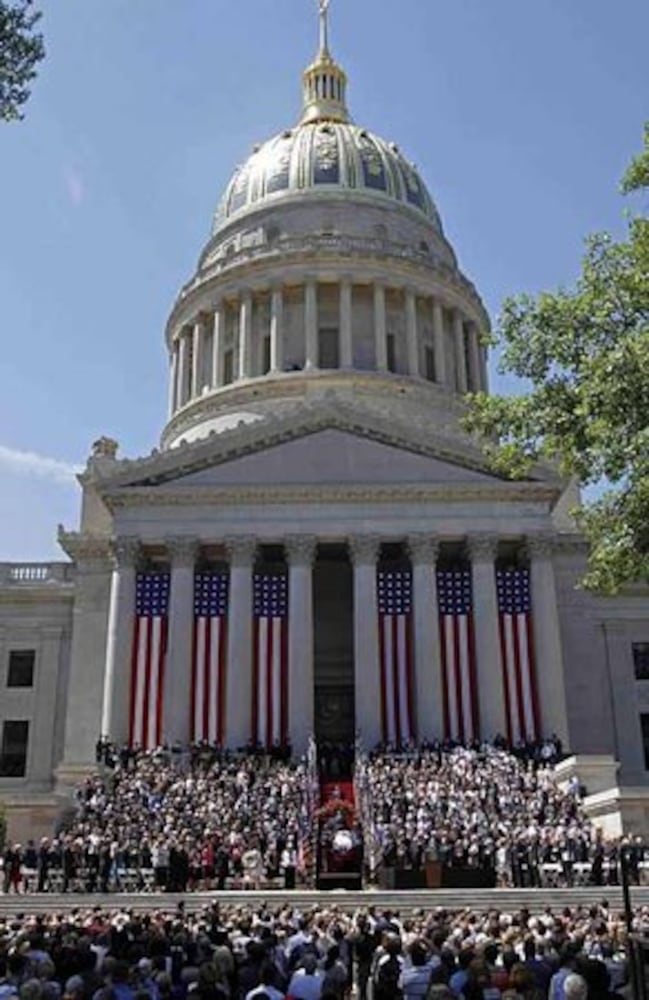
[160,2,490,451]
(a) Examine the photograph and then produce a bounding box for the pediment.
[90,397,561,502]
[159,430,498,488]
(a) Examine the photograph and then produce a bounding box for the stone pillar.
[340,279,353,368]
[454,311,468,393]
[467,322,482,392]
[350,535,382,747]
[238,291,253,379]
[527,534,570,745]
[408,534,443,739]
[30,626,64,789]
[191,317,204,398]
[163,537,199,745]
[479,340,489,392]
[405,288,419,376]
[285,535,317,753]
[168,344,178,416]
[433,299,447,386]
[211,302,225,388]
[374,282,388,371]
[468,534,506,740]
[177,330,189,406]
[304,279,318,370]
[225,536,257,747]
[270,286,284,373]
[101,537,141,744]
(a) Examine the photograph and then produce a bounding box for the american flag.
[129,572,170,749]
[191,572,229,744]
[377,570,415,744]
[437,568,478,742]
[496,567,539,743]
[252,573,289,747]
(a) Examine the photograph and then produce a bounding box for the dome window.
[419,240,430,253]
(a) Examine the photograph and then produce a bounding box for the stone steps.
[0,886,647,915]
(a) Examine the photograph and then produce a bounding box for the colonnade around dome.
[167,279,487,418]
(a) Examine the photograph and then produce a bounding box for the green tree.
[0,0,44,121]
[464,126,649,594]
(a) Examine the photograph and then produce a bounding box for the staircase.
[0,886,647,915]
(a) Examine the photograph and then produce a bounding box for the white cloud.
[0,445,80,484]
[63,166,85,207]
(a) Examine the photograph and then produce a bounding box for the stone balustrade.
[0,562,75,586]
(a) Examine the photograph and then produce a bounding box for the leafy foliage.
[0,0,44,121]
[464,126,649,593]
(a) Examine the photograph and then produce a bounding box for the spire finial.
[301,0,349,124]
[318,0,331,55]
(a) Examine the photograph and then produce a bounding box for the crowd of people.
[0,900,638,999]
[356,744,642,888]
[0,737,644,893]
[2,746,313,895]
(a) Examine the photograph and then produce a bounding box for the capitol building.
[1,6,648,840]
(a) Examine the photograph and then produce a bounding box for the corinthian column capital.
[285,535,318,567]
[407,534,441,566]
[466,533,499,562]
[165,536,200,567]
[348,534,381,566]
[224,535,258,568]
[110,536,142,570]
[525,533,555,560]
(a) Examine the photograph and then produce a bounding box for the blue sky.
[1,0,647,561]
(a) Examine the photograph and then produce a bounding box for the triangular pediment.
[158,430,498,488]
[90,397,561,500]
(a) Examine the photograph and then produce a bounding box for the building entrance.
[313,545,355,745]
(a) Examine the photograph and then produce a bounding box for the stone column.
[433,299,447,386]
[304,279,318,370]
[163,537,199,745]
[374,282,388,371]
[285,535,317,753]
[177,329,189,406]
[454,311,468,393]
[101,537,141,743]
[408,534,443,739]
[340,279,353,368]
[468,534,506,739]
[269,286,284,373]
[211,302,225,388]
[405,288,419,376]
[191,317,204,398]
[168,344,178,416]
[225,536,257,747]
[527,534,570,745]
[467,322,482,392]
[238,291,253,379]
[350,535,382,746]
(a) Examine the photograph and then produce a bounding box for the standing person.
[373,936,404,1000]
[287,955,323,1000]
[400,941,439,1000]
[36,838,50,893]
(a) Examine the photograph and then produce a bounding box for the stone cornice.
[57,529,112,564]
[100,481,559,511]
